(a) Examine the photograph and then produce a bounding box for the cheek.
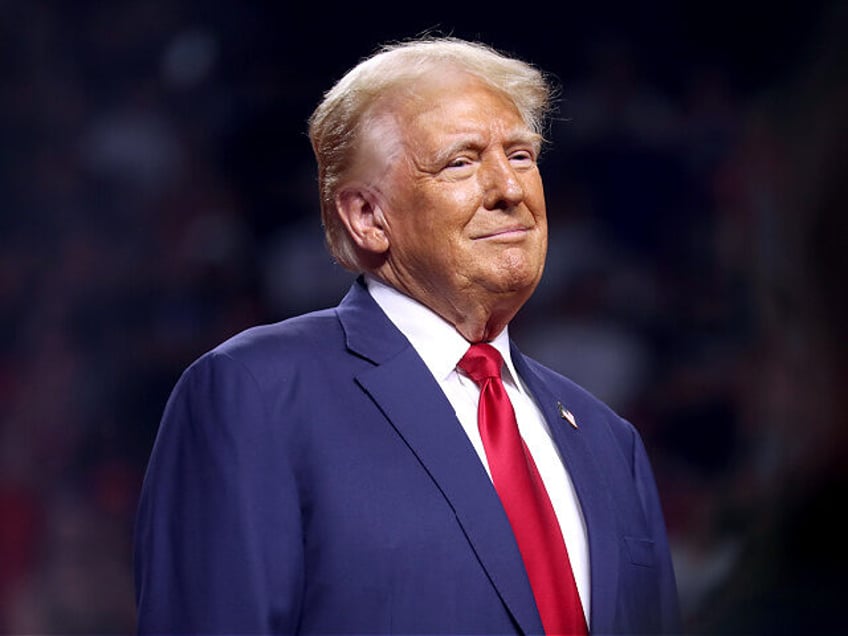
[423,192,479,237]
[524,175,547,216]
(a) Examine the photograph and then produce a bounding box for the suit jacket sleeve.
[630,420,681,633]
[134,350,303,634]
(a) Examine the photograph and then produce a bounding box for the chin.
[484,269,542,297]
[491,256,544,293]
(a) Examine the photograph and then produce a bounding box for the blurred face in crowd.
[342,72,548,341]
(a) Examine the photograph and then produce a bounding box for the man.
[134,37,681,634]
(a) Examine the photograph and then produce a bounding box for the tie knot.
[458,343,504,385]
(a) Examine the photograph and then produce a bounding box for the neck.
[449,304,514,343]
[368,271,526,344]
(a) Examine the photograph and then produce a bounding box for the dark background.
[1,1,846,633]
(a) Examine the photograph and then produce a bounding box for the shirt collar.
[365,275,522,388]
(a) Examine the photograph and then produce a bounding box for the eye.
[509,149,536,166]
[445,156,473,169]
[440,155,476,179]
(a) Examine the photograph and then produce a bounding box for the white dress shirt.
[365,275,591,622]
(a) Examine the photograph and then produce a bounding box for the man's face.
[369,74,548,329]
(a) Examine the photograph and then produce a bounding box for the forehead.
[375,73,534,148]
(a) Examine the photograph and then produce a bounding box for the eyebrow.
[430,136,485,167]
[430,130,543,167]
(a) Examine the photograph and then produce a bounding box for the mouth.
[472,226,531,241]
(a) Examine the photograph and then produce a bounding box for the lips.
[472,226,531,240]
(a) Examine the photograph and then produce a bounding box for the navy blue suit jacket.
[134,278,680,634]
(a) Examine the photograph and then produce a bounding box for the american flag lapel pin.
[557,401,578,429]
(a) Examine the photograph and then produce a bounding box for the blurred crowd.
[1,1,845,633]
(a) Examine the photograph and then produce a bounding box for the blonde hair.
[308,36,556,271]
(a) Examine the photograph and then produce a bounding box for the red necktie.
[459,343,588,636]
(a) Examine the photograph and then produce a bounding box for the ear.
[335,185,390,256]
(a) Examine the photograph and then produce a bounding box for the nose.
[482,152,525,210]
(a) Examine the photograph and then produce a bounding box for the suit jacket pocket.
[624,536,656,567]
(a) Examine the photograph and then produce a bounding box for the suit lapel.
[337,280,544,635]
[512,346,621,635]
